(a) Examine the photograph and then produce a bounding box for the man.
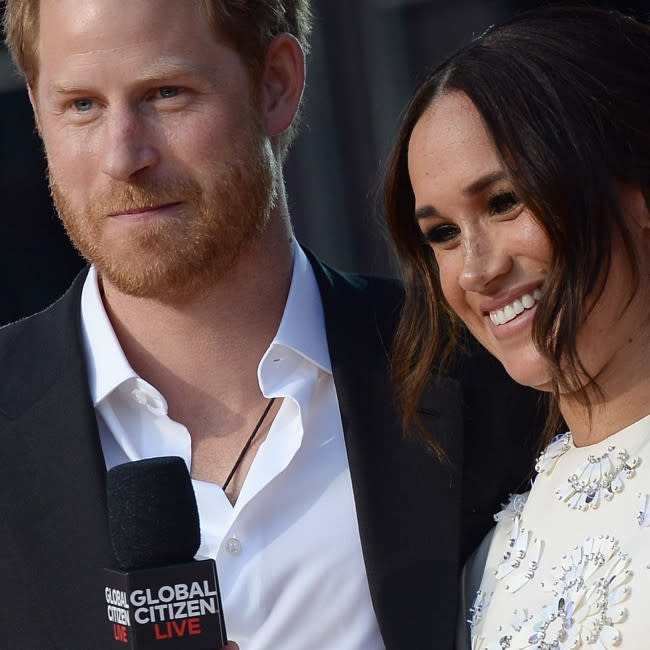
[0,1,540,648]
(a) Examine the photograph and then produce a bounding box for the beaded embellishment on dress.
[492,494,542,593]
[470,589,491,630]
[494,518,542,594]
[473,418,650,649]
[475,536,632,649]
[532,535,631,649]
[535,432,572,475]
[636,492,650,527]
[555,446,641,511]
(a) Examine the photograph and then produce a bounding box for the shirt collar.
[80,266,138,406]
[80,240,331,407]
[264,241,331,374]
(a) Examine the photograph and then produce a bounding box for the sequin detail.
[531,535,631,648]
[494,514,542,594]
[470,589,491,630]
[555,446,641,511]
[636,492,650,527]
[478,536,632,649]
[535,432,572,475]
[494,493,529,523]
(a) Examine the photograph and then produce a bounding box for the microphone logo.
[104,560,225,648]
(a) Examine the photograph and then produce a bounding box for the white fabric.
[471,413,650,649]
[80,242,384,650]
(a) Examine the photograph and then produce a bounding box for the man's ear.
[260,33,305,137]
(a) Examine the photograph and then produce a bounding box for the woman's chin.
[500,358,553,392]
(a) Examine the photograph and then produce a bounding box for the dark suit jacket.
[0,254,541,649]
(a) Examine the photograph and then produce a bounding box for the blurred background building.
[1,0,647,324]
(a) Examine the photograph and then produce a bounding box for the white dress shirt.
[80,242,385,650]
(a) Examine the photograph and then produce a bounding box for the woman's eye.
[73,98,93,112]
[423,223,460,244]
[159,87,180,99]
[488,191,520,215]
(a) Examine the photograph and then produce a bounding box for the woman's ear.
[259,33,305,137]
[620,184,650,236]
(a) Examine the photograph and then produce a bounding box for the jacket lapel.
[308,253,463,649]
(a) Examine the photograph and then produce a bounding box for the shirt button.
[131,388,149,405]
[224,537,242,556]
[147,395,166,415]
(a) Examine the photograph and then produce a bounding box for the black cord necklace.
[222,398,276,492]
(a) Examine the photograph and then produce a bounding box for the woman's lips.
[489,288,542,326]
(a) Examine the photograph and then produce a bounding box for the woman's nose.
[458,233,511,292]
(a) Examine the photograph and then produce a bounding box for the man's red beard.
[49,129,277,302]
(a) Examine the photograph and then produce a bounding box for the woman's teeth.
[489,289,542,326]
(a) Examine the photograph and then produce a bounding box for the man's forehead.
[37,0,209,42]
[36,0,219,65]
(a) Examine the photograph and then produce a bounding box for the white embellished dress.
[470,413,650,649]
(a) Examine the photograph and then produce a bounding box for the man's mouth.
[107,202,182,218]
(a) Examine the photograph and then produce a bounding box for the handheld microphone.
[103,456,228,649]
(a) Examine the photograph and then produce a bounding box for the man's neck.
[99,218,294,441]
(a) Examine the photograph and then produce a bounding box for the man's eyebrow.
[49,81,89,95]
[49,61,210,95]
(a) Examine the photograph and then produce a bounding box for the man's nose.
[101,108,159,181]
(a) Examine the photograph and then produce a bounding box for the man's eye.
[73,98,93,112]
[159,87,180,99]
[488,191,520,215]
[423,224,460,244]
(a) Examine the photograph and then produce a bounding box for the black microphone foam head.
[106,456,201,571]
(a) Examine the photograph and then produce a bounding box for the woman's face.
[407,91,650,394]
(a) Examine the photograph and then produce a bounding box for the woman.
[385,5,650,648]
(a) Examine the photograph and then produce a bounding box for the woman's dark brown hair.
[385,5,650,451]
